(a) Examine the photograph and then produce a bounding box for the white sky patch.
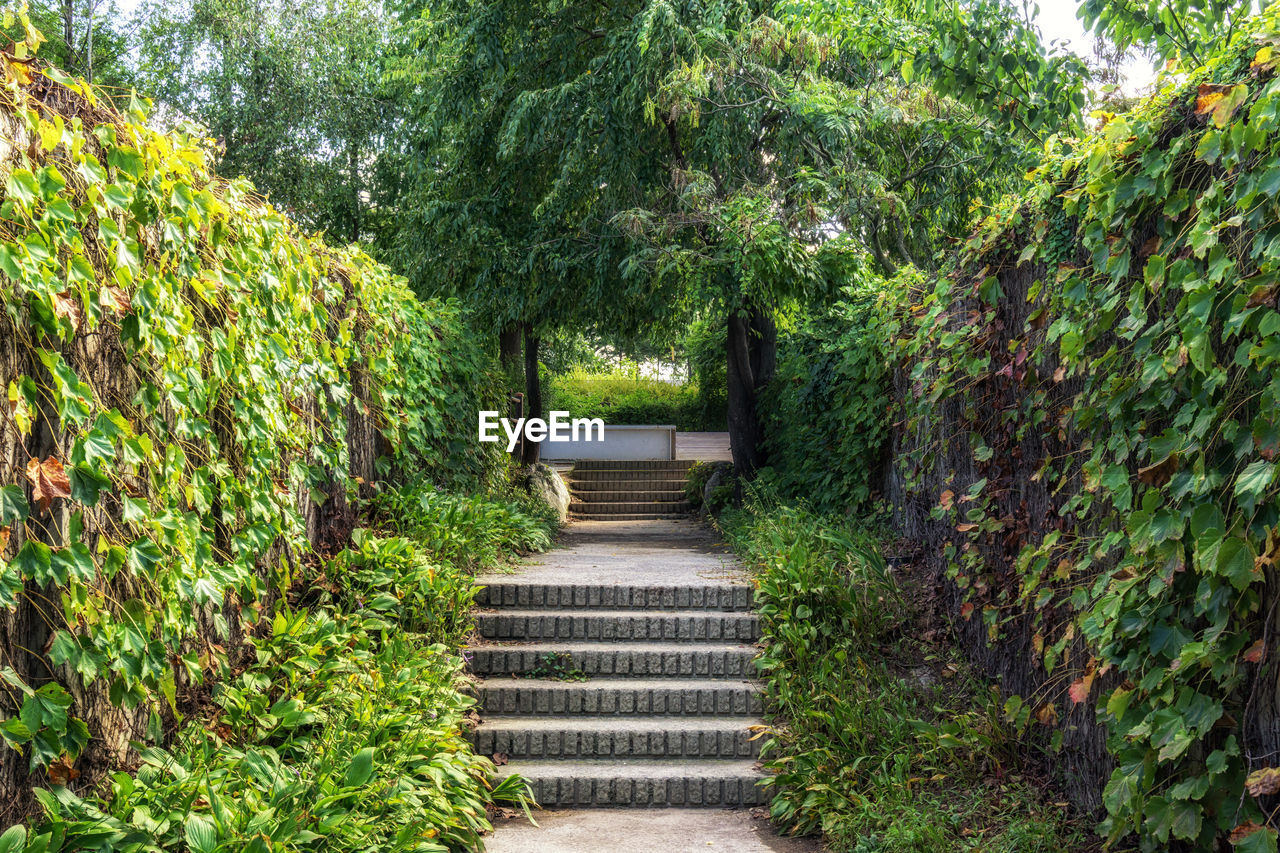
[1032,0,1159,94]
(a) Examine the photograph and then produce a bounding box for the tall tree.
[389,0,1085,475]
[6,0,134,90]
[133,0,392,242]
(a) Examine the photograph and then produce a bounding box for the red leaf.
[53,290,82,332]
[1068,672,1096,705]
[26,456,72,513]
[46,754,80,786]
[1231,821,1271,844]
[1244,640,1266,664]
[1138,453,1179,487]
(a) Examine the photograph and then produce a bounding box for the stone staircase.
[468,579,769,807]
[568,460,695,520]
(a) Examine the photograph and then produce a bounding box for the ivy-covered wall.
[888,8,1280,849]
[0,32,501,819]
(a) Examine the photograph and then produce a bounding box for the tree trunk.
[499,324,522,370]
[521,324,542,466]
[725,303,776,478]
[348,138,361,243]
[61,0,78,70]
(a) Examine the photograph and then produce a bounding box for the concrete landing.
[477,519,745,586]
[487,808,823,852]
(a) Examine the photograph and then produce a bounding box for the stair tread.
[476,677,759,690]
[496,758,766,778]
[477,715,764,731]
[469,641,756,652]
[571,511,693,517]
[476,609,756,618]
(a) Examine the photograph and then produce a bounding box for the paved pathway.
[676,432,732,461]
[473,519,823,851]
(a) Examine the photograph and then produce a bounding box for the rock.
[525,463,570,523]
[702,462,735,514]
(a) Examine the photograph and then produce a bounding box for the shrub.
[368,481,555,573]
[545,368,724,431]
[758,275,895,513]
[722,490,1087,851]
[325,532,476,647]
[20,608,530,852]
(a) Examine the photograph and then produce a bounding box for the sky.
[1033,0,1160,92]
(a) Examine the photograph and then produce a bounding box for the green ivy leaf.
[0,486,28,526]
[1235,460,1276,505]
[1233,824,1279,853]
[6,170,38,206]
[1215,538,1257,591]
[345,746,375,787]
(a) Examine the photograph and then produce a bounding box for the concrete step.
[571,478,689,491]
[471,716,765,759]
[477,610,760,642]
[570,470,691,484]
[569,501,692,515]
[571,513,691,521]
[570,489,688,502]
[496,758,769,807]
[467,642,758,679]
[572,460,697,472]
[476,583,754,612]
[475,678,764,717]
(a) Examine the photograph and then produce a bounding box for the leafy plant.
[722,491,1087,851]
[11,607,532,852]
[759,274,898,513]
[882,7,1280,848]
[369,481,554,573]
[520,652,588,683]
[324,531,476,647]
[0,17,502,819]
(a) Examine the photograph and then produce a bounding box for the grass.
[721,490,1096,853]
[545,368,725,431]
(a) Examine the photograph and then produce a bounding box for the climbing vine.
[893,7,1280,849]
[0,12,501,799]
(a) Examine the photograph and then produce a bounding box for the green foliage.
[4,1,135,92]
[389,0,1060,344]
[519,652,588,683]
[546,369,723,432]
[890,7,1280,847]
[369,481,554,573]
[759,276,897,512]
[722,493,1085,850]
[12,607,530,851]
[0,674,87,773]
[1081,0,1260,67]
[0,31,499,799]
[684,461,715,509]
[133,0,394,242]
[325,531,476,647]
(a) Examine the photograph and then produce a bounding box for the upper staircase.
[567,460,695,520]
